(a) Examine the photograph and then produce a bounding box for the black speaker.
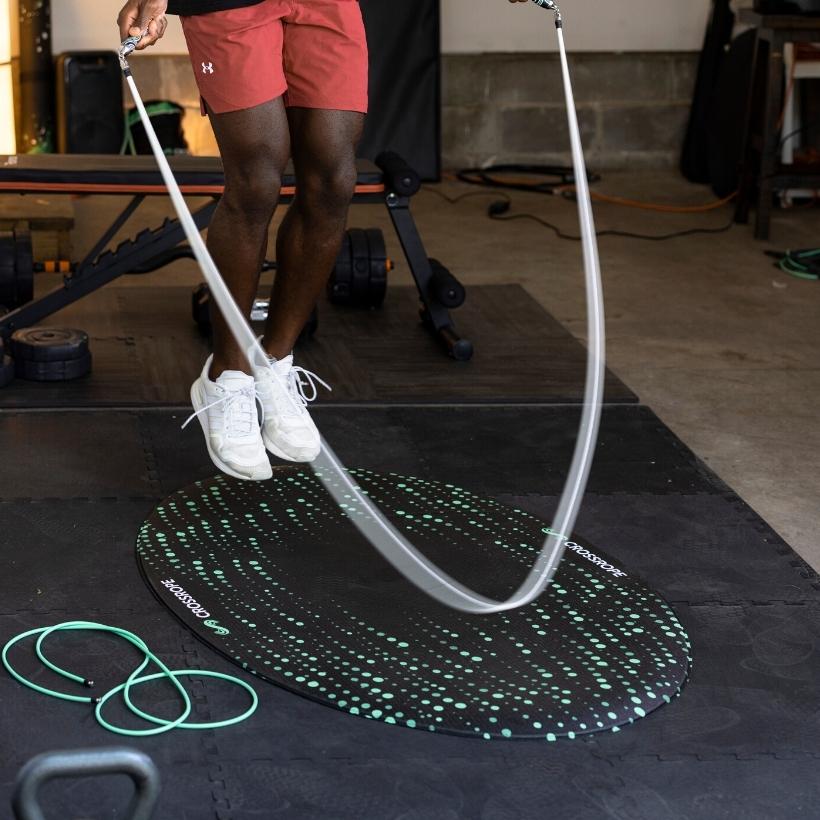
[55,52,125,154]
[358,0,440,181]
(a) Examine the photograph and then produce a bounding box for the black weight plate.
[327,231,353,304]
[0,231,15,309]
[0,354,13,388]
[348,228,370,306]
[13,224,34,307]
[16,350,93,382]
[11,328,90,362]
[365,228,388,308]
[192,283,212,331]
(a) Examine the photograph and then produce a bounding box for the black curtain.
[679,0,735,183]
[358,0,440,181]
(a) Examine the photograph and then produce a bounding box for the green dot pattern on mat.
[137,467,692,741]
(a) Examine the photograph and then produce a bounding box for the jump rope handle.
[118,32,145,70]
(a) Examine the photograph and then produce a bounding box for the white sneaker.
[185,355,273,481]
[253,354,329,463]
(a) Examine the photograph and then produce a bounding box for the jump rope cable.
[1,622,258,736]
[115,0,605,616]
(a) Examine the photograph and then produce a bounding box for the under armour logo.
[202,62,214,74]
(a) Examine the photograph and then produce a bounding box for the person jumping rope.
[116,0,523,483]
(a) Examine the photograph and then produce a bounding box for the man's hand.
[117,0,169,49]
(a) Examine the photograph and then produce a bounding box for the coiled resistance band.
[2,622,258,736]
[118,0,605,615]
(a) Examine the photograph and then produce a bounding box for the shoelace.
[261,363,331,416]
[287,365,332,406]
[182,384,261,438]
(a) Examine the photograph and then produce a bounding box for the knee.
[297,159,358,217]
[223,159,283,226]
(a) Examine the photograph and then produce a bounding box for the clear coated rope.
[119,0,605,614]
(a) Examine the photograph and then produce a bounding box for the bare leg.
[205,98,291,378]
[262,108,365,359]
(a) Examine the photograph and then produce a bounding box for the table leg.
[755,30,785,240]
[735,31,765,226]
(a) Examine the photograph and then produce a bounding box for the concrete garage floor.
[66,169,819,570]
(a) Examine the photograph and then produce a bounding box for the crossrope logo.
[204,620,230,636]
[160,579,211,619]
[201,62,214,74]
[542,529,628,578]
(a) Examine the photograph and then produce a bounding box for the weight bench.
[0,153,473,361]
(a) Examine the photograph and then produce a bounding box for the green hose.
[2,621,258,736]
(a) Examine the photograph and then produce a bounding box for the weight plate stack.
[13,224,34,307]
[0,226,35,309]
[192,283,212,334]
[327,228,388,308]
[11,327,92,382]
[0,339,13,387]
[0,231,15,309]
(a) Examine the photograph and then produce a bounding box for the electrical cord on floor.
[2,621,258,736]
[423,185,735,242]
[451,164,738,211]
[455,164,599,193]
[582,189,737,213]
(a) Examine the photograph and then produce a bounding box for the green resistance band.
[778,248,820,281]
[121,101,183,156]
[2,621,258,736]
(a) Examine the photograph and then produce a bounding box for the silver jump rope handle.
[532,0,562,21]
[118,32,143,70]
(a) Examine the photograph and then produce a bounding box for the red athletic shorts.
[180,0,369,115]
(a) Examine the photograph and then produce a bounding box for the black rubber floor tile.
[0,500,159,612]
[192,600,820,767]
[469,756,820,820]
[314,407,429,474]
[501,494,816,604]
[0,765,218,820]
[0,338,143,409]
[0,610,206,773]
[1,405,817,818]
[138,410,227,496]
[0,411,157,499]
[579,602,820,762]
[392,405,722,496]
[166,753,820,820]
[140,407,429,496]
[205,757,608,820]
[1,285,638,409]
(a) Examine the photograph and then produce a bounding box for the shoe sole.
[190,381,273,481]
[262,428,321,464]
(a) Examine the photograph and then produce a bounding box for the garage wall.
[44,0,711,55]
[442,0,712,53]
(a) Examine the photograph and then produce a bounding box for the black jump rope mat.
[1,406,819,819]
[137,469,692,741]
[0,284,637,408]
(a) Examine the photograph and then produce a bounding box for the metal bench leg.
[384,193,473,361]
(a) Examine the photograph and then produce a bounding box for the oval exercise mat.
[137,468,691,741]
